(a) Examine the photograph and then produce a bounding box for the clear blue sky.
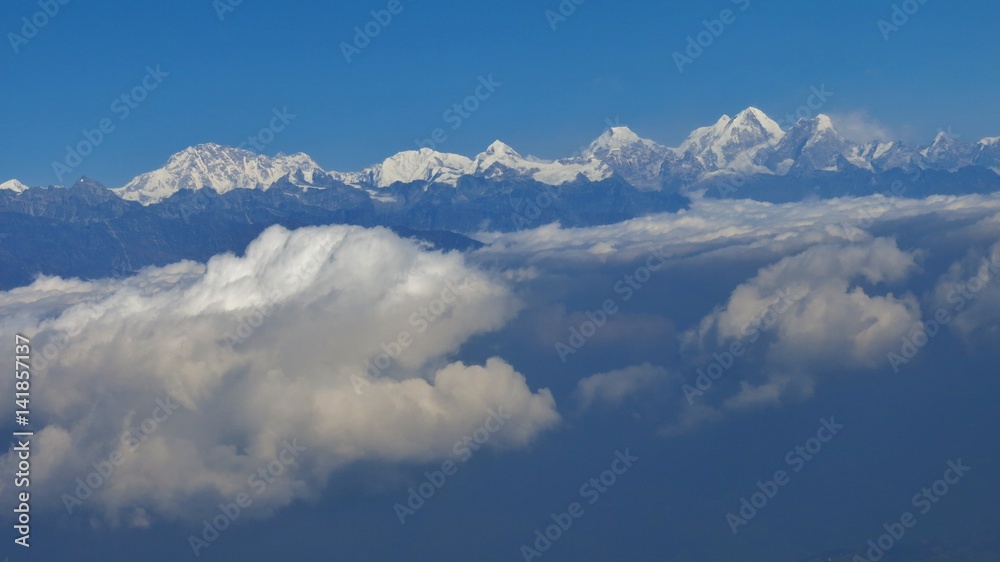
[2,0,999,187]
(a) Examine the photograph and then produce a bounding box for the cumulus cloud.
[694,238,919,399]
[0,225,559,525]
[472,194,1000,436]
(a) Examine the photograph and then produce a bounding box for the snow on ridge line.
[29,107,1000,205]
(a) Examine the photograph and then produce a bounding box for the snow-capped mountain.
[22,106,995,206]
[974,137,1000,172]
[470,140,610,185]
[345,148,474,188]
[855,140,919,173]
[761,114,863,173]
[920,132,976,171]
[584,127,672,190]
[674,107,785,175]
[113,143,324,204]
[0,179,29,193]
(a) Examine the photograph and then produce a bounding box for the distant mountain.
[673,107,784,175]
[760,114,863,174]
[470,140,609,185]
[0,179,29,193]
[975,137,1000,172]
[4,105,1000,287]
[6,106,1000,207]
[584,127,672,190]
[112,143,324,204]
[0,173,689,289]
[343,148,474,188]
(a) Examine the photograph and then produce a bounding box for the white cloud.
[0,225,559,524]
[676,238,920,424]
[828,110,895,143]
[474,194,1000,436]
[929,240,1000,347]
[574,363,674,412]
[474,193,1000,266]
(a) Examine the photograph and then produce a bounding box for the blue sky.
[2,0,1000,187]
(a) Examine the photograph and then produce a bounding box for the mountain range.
[3,106,1000,289]
[6,107,1000,203]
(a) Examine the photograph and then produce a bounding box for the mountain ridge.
[6,107,1000,204]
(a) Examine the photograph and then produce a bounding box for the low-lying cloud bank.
[476,193,1000,436]
[4,192,1000,527]
[0,225,559,525]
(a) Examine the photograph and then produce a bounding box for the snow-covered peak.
[471,141,610,185]
[797,114,844,142]
[587,126,646,152]
[115,143,324,205]
[585,126,672,189]
[931,131,952,145]
[481,140,523,161]
[760,114,858,173]
[357,148,473,188]
[857,139,909,166]
[729,107,785,140]
[980,136,1000,147]
[675,107,784,174]
[920,131,974,170]
[0,179,29,193]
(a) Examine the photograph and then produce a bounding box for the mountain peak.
[115,144,324,204]
[607,125,640,139]
[484,140,521,157]
[730,107,784,139]
[361,148,473,188]
[814,114,835,130]
[589,126,650,154]
[933,131,951,144]
[0,179,29,193]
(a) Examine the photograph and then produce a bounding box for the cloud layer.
[0,225,559,525]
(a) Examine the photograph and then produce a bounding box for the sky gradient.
[2,0,999,187]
